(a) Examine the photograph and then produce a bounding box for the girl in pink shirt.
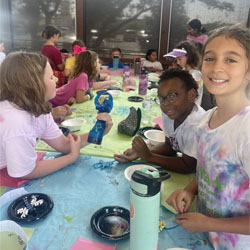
[186,19,208,45]
[51,50,117,106]
[0,52,113,179]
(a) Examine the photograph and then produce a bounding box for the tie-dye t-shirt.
[195,106,250,250]
[162,103,205,155]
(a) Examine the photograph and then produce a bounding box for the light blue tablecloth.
[0,152,213,250]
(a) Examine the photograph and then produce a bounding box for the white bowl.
[61,118,86,132]
[107,90,122,98]
[124,164,158,181]
[144,129,165,145]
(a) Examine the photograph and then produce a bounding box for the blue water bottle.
[113,55,119,70]
[87,91,113,145]
[130,168,170,250]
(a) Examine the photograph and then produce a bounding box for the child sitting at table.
[166,24,250,250]
[164,41,203,105]
[0,51,113,179]
[51,50,118,107]
[143,49,163,72]
[108,48,124,69]
[64,39,86,78]
[114,68,205,173]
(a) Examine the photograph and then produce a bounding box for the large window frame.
[2,0,172,65]
[75,0,172,65]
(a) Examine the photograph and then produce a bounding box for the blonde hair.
[72,50,98,81]
[0,52,51,116]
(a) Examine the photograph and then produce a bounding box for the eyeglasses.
[156,92,179,105]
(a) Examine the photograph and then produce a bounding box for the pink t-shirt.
[186,34,208,45]
[0,100,62,177]
[51,72,92,106]
[41,45,63,71]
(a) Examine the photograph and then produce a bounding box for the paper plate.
[7,193,54,222]
[128,96,144,102]
[124,164,158,181]
[90,206,130,240]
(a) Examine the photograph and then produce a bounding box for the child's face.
[53,33,60,43]
[176,56,187,69]
[157,77,195,121]
[96,58,101,74]
[148,52,157,62]
[0,43,4,52]
[44,62,57,101]
[187,25,198,36]
[111,51,121,60]
[202,36,249,97]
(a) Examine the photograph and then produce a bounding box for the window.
[169,0,250,50]
[2,0,76,53]
[80,0,162,61]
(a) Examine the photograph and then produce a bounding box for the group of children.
[0,20,249,250]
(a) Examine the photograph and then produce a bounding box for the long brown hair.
[72,50,98,81]
[0,52,51,116]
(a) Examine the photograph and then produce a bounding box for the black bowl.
[138,126,162,137]
[90,206,130,240]
[128,96,144,102]
[8,193,54,222]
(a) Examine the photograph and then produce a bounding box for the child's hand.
[166,189,195,214]
[63,104,72,116]
[67,97,76,106]
[132,136,151,161]
[114,148,138,162]
[52,105,71,119]
[96,113,113,135]
[68,133,81,161]
[175,212,209,232]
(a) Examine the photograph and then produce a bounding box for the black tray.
[8,193,54,222]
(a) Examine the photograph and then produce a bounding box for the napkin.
[154,117,163,130]
[69,238,116,250]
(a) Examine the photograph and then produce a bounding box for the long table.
[36,73,160,159]
[0,152,213,250]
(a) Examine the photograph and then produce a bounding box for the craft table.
[0,152,213,250]
[35,72,160,159]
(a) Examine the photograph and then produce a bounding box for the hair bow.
[73,45,87,55]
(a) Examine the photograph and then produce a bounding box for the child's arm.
[175,213,250,234]
[75,89,91,103]
[92,80,118,90]
[22,134,81,179]
[132,136,196,173]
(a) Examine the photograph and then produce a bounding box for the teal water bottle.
[113,55,119,70]
[130,168,170,250]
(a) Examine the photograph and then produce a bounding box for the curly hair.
[0,52,51,116]
[159,68,198,96]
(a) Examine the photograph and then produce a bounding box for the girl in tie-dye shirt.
[167,25,250,250]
